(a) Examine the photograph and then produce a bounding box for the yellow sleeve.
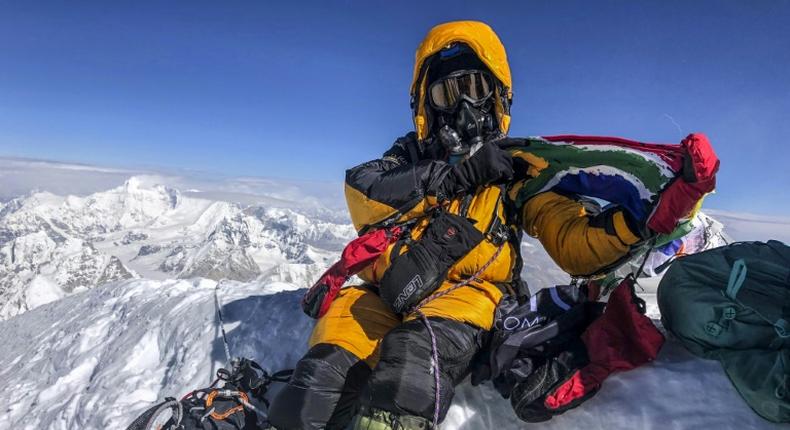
[522,192,641,277]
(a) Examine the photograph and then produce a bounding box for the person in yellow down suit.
[268,20,520,430]
[267,20,646,430]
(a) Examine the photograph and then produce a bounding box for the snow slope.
[0,278,783,430]
[0,279,311,429]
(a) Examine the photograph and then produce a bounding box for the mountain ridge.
[0,176,355,319]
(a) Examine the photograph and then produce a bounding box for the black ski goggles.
[428,69,495,112]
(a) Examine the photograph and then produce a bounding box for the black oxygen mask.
[437,100,494,164]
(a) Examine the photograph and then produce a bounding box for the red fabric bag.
[301,226,401,318]
[544,277,665,411]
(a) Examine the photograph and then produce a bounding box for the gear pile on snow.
[127,357,292,430]
[474,276,664,422]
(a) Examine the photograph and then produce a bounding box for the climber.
[267,19,720,429]
[268,20,522,429]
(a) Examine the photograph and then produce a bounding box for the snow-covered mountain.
[0,157,347,217]
[0,176,355,319]
[0,164,786,429]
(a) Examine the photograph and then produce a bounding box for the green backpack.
[658,240,790,423]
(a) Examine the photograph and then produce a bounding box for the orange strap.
[205,390,249,421]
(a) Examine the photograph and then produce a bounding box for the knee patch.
[268,343,371,430]
[362,318,482,421]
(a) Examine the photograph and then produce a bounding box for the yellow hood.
[411,21,513,140]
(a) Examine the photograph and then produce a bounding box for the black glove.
[439,142,514,198]
[509,338,591,423]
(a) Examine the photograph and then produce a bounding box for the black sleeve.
[344,133,454,231]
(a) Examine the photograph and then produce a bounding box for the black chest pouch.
[379,211,484,314]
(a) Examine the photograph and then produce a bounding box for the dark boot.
[350,407,433,430]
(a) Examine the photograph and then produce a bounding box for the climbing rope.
[214,279,233,367]
[409,242,506,428]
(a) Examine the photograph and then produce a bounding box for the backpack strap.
[406,138,422,163]
[483,186,510,246]
[724,259,747,300]
[389,234,413,265]
[459,194,474,218]
[708,259,790,341]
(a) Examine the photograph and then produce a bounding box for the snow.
[0,279,313,429]
[448,341,783,429]
[25,276,65,309]
[0,278,783,429]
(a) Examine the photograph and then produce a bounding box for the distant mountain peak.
[0,177,353,320]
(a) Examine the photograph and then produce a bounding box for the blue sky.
[1,1,789,214]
